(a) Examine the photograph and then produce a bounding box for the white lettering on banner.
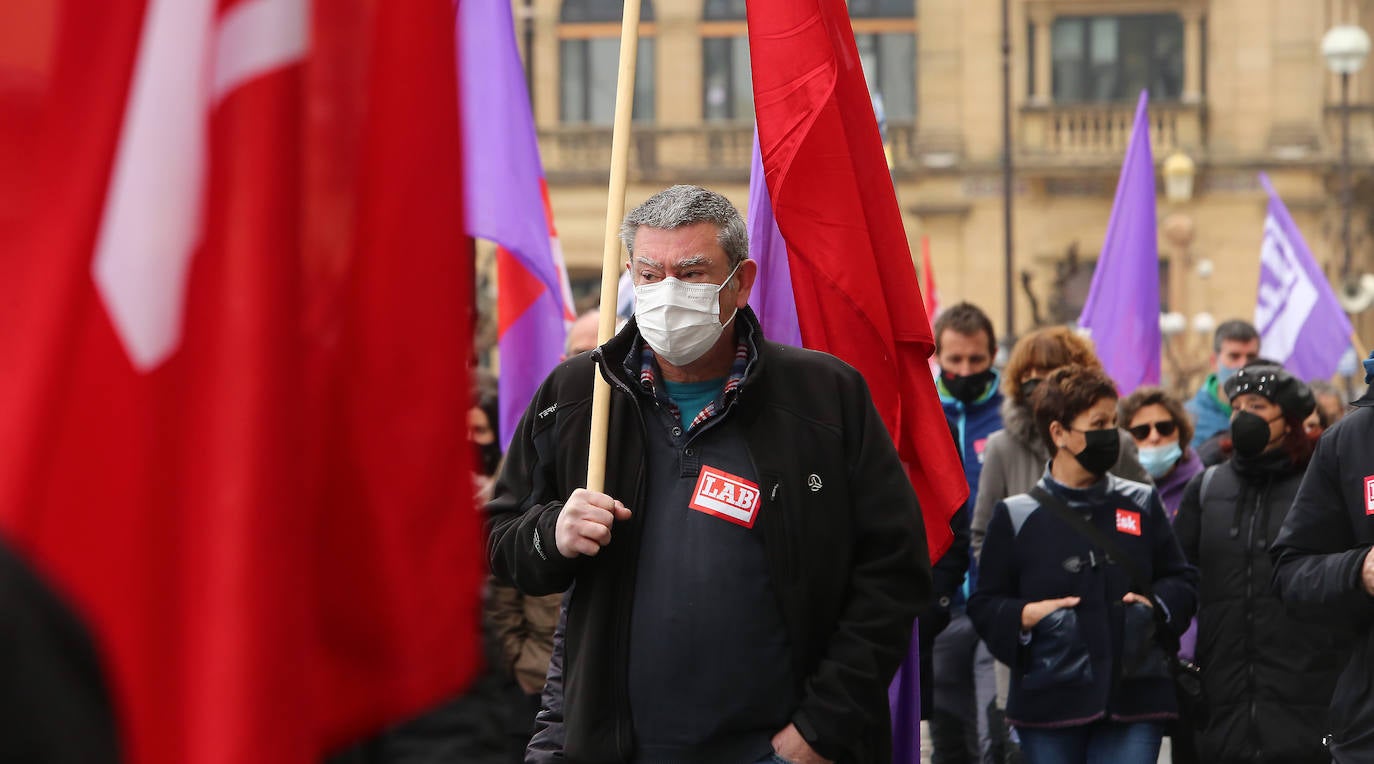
[1255,214,1318,368]
[93,0,309,371]
[1115,508,1141,537]
[690,466,762,528]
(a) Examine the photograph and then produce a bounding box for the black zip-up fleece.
[1271,389,1374,763]
[485,308,932,764]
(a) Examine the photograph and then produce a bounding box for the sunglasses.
[1128,420,1177,440]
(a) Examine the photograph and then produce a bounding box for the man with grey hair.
[488,185,930,764]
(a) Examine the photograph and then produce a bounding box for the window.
[559,0,655,124]
[1051,14,1183,102]
[850,0,917,120]
[849,0,916,15]
[701,0,751,121]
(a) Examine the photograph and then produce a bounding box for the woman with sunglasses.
[1119,388,1203,520]
[1119,388,1204,763]
[1172,363,1352,763]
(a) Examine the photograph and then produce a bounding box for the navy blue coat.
[968,472,1198,729]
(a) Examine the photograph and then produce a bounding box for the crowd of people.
[352,183,1374,764]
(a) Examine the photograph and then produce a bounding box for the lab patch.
[1365,475,1374,515]
[1115,509,1142,536]
[689,466,761,528]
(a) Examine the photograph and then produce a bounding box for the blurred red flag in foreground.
[747,0,967,562]
[0,1,483,762]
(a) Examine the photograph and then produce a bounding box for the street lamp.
[1322,24,1372,280]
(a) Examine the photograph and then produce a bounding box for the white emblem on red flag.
[92,0,308,371]
[689,466,762,528]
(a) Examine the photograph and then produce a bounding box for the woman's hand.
[1122,592,1153,608]
[1020,596,1081,630]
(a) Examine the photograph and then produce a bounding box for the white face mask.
[634,261,741,367]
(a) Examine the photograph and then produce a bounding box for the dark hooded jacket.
[1176,450,1352,763]
[1271,388,1374,764]
[969,473,1197,728]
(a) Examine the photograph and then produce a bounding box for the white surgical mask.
[634,262,741,366]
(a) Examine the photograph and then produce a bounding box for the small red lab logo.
[1115,509,1142,536]
[690,466,762,528]
[1365,476,1374,515]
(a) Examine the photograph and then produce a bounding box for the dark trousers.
[510,692,541,764]
[931,614,1000,764]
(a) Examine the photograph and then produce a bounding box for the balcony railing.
[1019,102,1206,161]
[538,120,919,182]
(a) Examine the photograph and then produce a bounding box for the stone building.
[518,0,1374,386]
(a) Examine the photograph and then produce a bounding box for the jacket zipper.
[1245,487,1261,754]
[596,354,650,756]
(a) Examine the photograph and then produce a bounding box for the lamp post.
[999,0,1015,353]
[1322,24,1372,280]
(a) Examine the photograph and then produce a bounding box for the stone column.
[1030,4,1053,105]
[1182,8,1203,104]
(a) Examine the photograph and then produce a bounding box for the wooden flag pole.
[586,0,641,493]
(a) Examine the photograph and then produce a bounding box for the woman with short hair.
[969,365,1198,764]
[972,327,1151,560]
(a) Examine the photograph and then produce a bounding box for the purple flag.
[746,128,803,347]
[887,622,922,764]
[459,0,574,449]
[1078,91,1160,395]
[1254,173,1353,379]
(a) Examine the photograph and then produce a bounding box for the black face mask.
[1020,377,1042,401]
[943,369,996,404]
[1066,427,1120,476]
[1231,410,1282,458]
[475,441,503,477]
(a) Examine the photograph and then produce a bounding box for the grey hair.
[618,185,750,268]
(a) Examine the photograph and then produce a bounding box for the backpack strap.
[1198,464,1220,505]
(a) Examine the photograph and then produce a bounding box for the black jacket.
[969,473,1197,729]
[0,537,119,763]
[1176,455,1352,762]
[1272,390,1374,763]
[486,310,932,764]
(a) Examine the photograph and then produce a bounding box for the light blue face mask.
[1138,442,1183,479]
[1217,364,1241,386]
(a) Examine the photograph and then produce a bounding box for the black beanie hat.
[1223,363,1316,423]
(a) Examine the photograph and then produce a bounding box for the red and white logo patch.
[689,466,762,528]
[1115,509,1142,536]
[1365,476,1374,516]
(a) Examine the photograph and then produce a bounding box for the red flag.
[747,0,966,561]
[0,1,482,762]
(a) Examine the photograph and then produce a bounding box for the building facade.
[518,0,1374,387]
